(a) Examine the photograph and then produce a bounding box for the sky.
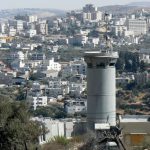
[0,0,149,10]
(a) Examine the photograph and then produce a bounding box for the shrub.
[51,136,69,146]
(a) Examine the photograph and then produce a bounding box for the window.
[96,63,105,68]
[80,102,85,106]
[109,63,115,66]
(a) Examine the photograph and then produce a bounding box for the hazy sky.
[0,0,148,10]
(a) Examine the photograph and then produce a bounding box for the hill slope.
[128,2,150,7]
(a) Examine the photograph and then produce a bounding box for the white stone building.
[112,25,127,37]
[127,19,147,35]
[27,29,37,37]
[9,27,16,36]
[36,22,48,35]
[16,20,24,31]
[32,117,87,145]
[0,23,7,33]
[32,96,48,110]
[123,30,134,37]
[46,58,61,71]
[17,51,25,60]
[27,15,38,23]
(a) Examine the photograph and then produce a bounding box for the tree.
[116,58,125,72]
[32,105,67,119]
[117,51,140,72]
[140,60,147,72]
[0,97,42,150]
[132,52,140,72]
[125,59,132,72]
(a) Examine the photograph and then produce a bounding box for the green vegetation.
[0,86,27,101]
[31,104,67,119]
[51,136,69,146]
[116,51,140,72]
[0,96,42,150]
[42,135,87,150]
[42,137,69,150]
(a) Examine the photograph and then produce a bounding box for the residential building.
[69,82,86,97]
[64,99,87,115]
[114,17,127,26]
[32,96,48,110]
[49,79,60,88]
[0,23,7,33]
[31,53,46,60]
[9,27,16,36]
[61,59,87,78]
[71,61,87,75]
[8,20,24,31]
[45,87,63,97]
[139,53,150,63]
[124,30,134,37]
[46,58,61,71]
[36,21,48,35]
[127,19,147,35]
[112,25,127,37]
[139,49,150,63]
[27,29,37,37]
[120,115,150,149]
[61,65,77,78]
[16,20,24,31]
[27,15,38,23]
[42,70,59,78]
[69,34,88,46]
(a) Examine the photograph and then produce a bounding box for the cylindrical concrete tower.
[84,51,118,128]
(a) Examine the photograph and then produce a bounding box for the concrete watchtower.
[84,50,118,128]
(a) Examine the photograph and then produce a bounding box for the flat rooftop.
[120,115,150,123]
[84,51,118,58]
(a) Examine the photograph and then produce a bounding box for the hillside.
[99,4,150,15]
[0,8,66,21]
[128,1,150,7]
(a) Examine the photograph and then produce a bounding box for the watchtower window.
[109,63,115,66]
[96,63,105,68]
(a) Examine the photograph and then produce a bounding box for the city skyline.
[0,0,149,10]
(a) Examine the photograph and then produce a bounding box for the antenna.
[103,12,113,52]
[106,115,109,123]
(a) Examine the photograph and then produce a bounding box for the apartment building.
[127,19,147,35]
